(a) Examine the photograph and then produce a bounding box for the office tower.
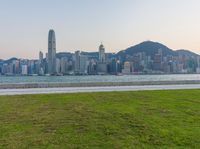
[12,60,19,74]
[80,55,88,74]
[99,43,106,63]
[48,29,56,74]
[97,63,107,74]
[45,53,48,61]
[88,59,97,75]
[75,51,80,73]
[97,43,107,74]
[39,51,43,63]
[28,60,35,75]
[154,53,162,71]
[60,57,68,74]
[74,51,88,74]
[56,58,61,74]
[110,59,120,75]
[38,51,44,75]
[21,65,28,75]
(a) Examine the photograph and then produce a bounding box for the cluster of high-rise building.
[1,30,200,76]
[120,50,200,74]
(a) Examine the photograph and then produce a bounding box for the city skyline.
[1,29,200,76]
[1,0,200,59]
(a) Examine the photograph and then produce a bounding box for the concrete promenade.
[1,84,200,95]
[1,80,200,89]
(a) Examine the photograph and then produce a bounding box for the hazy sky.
[0,0,200,59]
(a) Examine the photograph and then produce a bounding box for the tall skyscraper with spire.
[48,29,56,74]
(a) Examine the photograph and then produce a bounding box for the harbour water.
[0,74,200,84]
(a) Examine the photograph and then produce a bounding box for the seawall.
[1,80,200,89]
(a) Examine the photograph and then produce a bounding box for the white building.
[122,62,131,74]
[56,58,61,74]
[21,65,28,75]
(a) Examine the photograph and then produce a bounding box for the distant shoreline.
[0,73,199,77]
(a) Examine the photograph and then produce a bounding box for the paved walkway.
[0,84,200,95]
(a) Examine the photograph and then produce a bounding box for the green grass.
[0,90,200,149]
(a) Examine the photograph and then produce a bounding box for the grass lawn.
[0,90,200,149]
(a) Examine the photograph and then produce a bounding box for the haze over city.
[1,0,200,59]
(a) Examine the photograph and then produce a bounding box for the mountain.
[117,41,177,60]
[176,49,199,57]
[117,41,200,60]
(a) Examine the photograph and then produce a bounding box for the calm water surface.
[0,74,200,84]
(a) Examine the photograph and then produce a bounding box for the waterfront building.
[74,51,80,74]
[14,60,20,74]
[2,63,8,74]
[28,60,35,75]
[196,57,200,73]
[34,60,40,74]
[88,59,97,75]
[163,62,171,73]
[21,65,28,75]
[60,57,68,74]
[45,53,48,62]
[67,60,74,74]
[109,58,120,75]
[153,53,162,71]
[74,51,89,74]
[99,43,106,63]
[39,51,43,63]
[48,29,56,75]
[97,44,107,74]
[122,61,131,74]
[80,55,88,74]
[56,58,61,74]
[97,63,107,74]
[2,63,14,75]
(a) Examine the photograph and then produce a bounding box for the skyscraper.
[99,43,106,63]
[98,43,107,74]
[80,55,88,74]
[39,51,43,64]
[74,51,80,74]
[48,29,56,74]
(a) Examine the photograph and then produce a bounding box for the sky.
[0,0,200,59]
